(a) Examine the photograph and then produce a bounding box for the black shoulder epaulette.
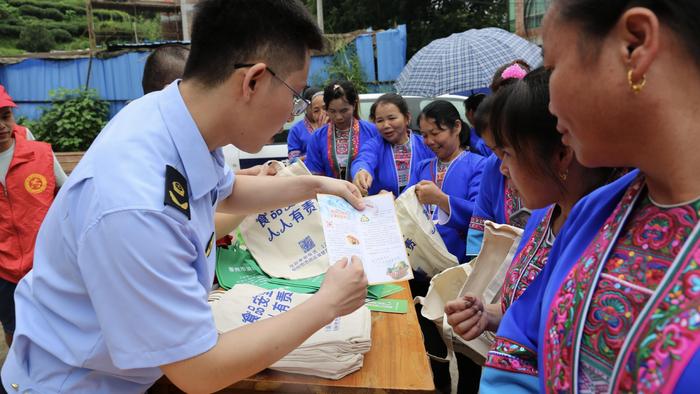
[164,165,191,220]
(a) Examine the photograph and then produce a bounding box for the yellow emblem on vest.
[24,173,47,194]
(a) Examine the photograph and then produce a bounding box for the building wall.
[159,0,200,40]
[509,0,549,44]
[160,12,184,40]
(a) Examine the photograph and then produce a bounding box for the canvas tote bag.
[239,161,330,279]
[451,221,523,363]
[394,185,458,277]
[209,284,371,379]
[415,221,523,393]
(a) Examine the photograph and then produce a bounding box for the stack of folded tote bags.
[209,284,372,380]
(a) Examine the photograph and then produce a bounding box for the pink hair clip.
[501,64,528,81]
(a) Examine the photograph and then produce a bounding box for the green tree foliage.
[51,28,73,44]
[18,5,64,21]
[0,2,19,19]
[0,25,21,38]
[322,44,368,93]
[17,25,56,53]
[0,0,162,55]
[31,88,109,152]
[305,0,509,58]
[8,0,85,15]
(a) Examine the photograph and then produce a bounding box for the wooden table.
[152,281,435,393]
[55,151,84,175]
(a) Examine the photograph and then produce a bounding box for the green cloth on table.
[216,246,317,293]
[216,245,407,299]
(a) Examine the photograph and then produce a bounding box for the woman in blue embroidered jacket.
[350,93,435,197]
[305,81,378,180]
[287,87,327,161]
[402,100,486,267]
[479,1,700,392]
[445,69,616,379]
[465,92,530,259]
[463,93,493,158]
[466,61,534,259]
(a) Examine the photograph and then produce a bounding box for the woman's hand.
[445,294,500,341]
[353,170,373,196]
[378,190,395,199]
[415,180,449,213]
[316,111,329,128]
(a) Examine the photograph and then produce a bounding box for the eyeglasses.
[234,63,309,116]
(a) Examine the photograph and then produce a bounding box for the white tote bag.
[210,284,372,379]
[394,186,458,277]
[452,221,523,363]
[418,221,523,365]
[210,284,371,348]
[239,161,330,279]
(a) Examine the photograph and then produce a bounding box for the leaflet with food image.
[317,193,413,284]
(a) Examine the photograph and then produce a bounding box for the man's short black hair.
[464,93,485,113]
[183,0,323,87]
[142,44,190,94]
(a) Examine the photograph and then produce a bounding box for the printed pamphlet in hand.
[317,193,413,284]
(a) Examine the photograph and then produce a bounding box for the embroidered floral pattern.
[616,236,700,394]
[303,117,315,134]
[581,278,645,360]
[501,206,555,313]
[326,120,360,180]
[427,152,464,217]
[580,195,699,392]
[334,130,350,167]
[485,336,539,376]
[505,179,528,228]
[579,196,698,392]
[469,215,486,232]
[392,141,412,188]
[543,176,645,393]
[435,160,449,189]
[544,173,700,394]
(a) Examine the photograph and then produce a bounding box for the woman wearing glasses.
[305,81,378,180]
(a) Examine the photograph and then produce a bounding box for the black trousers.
[410,279,482,394]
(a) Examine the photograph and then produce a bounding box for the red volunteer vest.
[13,124,28,140]
[0,127,56,283]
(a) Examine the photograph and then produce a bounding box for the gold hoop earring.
[627,69,647,94]
[560,170,568,181]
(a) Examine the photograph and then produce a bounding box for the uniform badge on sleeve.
[205,232,215,257]
[164,165,191,220]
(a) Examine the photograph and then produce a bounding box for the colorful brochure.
[317,193,413,284]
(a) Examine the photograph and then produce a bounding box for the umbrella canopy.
[395,28,543,97]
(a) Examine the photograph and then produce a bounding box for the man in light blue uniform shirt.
[1,1,369,393]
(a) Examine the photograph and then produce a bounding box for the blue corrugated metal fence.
[0,25,407,121]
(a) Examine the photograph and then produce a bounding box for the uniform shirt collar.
[159,80,222,200]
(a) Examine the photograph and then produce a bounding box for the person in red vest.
[0,85,64,348]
